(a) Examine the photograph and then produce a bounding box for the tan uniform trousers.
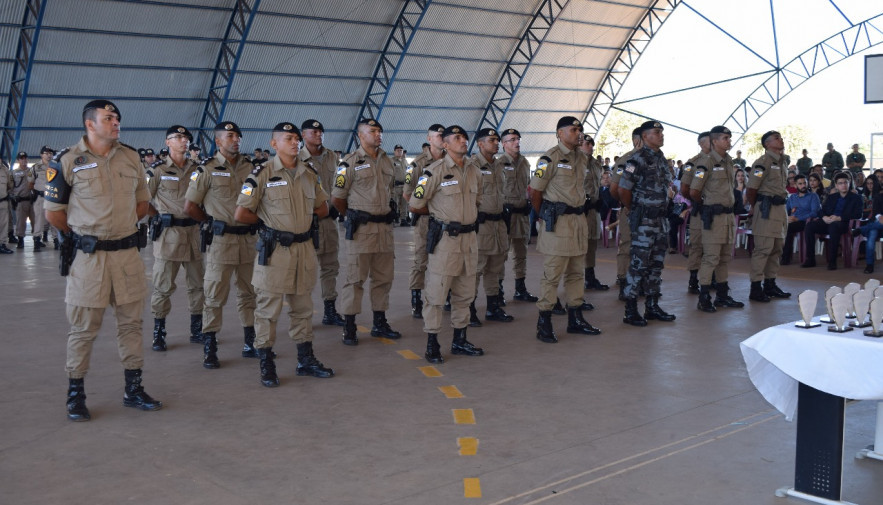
[423,268,476,333]
[33,196,48,236]
[203,260,256,333]
[393,186,407,221]
[408,215,429,290]
[14,200,34,237]
[616,206,631,279]
[476,252,506,298]
[66,301,144,378]
[750,235,784,282]
[151,258,205,318]
[507,214,529,279]
[538,254,584,311]
[584,209,600,268]
[686,214,704,271]
[584,238,598,269]
[0,201,9,246]
[253,287,313,348]
[340,251,394,315]
[699,215,734,285]
[317,217,340,301]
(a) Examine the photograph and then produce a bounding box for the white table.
[740,319,883,505]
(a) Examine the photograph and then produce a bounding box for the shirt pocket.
[73,167,104,198]
[267,184,292,214]
[213,174,233,198]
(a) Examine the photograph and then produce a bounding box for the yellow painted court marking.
[438,385,464,398]
[453,408,475,424]
[418,366,442,377]
[376,337,396,345]
[464,478,482,498]
[397,349,421,360]
[458,437,478,455]
[356,325,370,333]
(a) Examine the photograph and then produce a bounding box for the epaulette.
[305,161,318,175]
[423,169,432,177]
[120,142,138,152]
[52,147,71,163]
[196,166,205,174]
[753,164,766,171]
[251,164,265,176]
[150,160,163,169]
[146,169,154,178]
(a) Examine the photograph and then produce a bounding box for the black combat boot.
[513,278,538,302]
[66,378,90,422]
[16,236,24,249]
[485,295,514,322]
[536,311,557,343]
[497,279,506,306]
[451,328,484,356]
[566,307,601,334]
[552,298,566,315]
[342,315,358,346]
[122,369,162,411]
[202,332,220,369]
[296,342,334,378]
[644,295,676,321]
[749,281,771,302]
[53,234,59,250]
[623,298,648,326]
[687,270,699,294]
[579,299,595,311]
[33,236,44,250]
[411,289,423,319]
[258,348,279,387]
[618,280,627,302]
[8,230,15,243]
[189,314,204,343]
[42,230,48,242]
[584,267,610,290]
[713,282,744,308]
[763,278,791,299]
[468,301,483,327]
[697,285,716,313]
[242,326,258,358]
[424,333,444,364]
[371,311,401,339]
[0,243,12,254]
[152,318,167,351]
[321,298,345,326]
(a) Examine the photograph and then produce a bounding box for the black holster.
[426,218,443,254]
[59,232,76,277]
[256,227,276,266]
[199,218,214,253]
[149,214,163,242]
[311,214,319,249]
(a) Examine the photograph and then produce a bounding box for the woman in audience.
[808,173,826,206]
[854,176,883,273]
[733,168,749,214]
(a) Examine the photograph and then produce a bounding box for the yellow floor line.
[418,366,442,377]
[356,325,370,333]
[438,385,464,398]
[397,349,421,360]
[453,408,475,424]
[458,437,478,456]
[376,337,396,345]
[464,478,482,498]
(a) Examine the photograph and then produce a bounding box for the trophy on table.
[864,297,883,337]
[865,278,881,292]
[850,290,873,328]
[828,293,853,333]
[795,290,821,328]
[820,286,841,324]
[843,282,860,319]
[875,286,883,300]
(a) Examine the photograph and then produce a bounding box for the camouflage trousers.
[624,217,668,299]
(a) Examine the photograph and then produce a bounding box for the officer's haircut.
[710,131,729,142]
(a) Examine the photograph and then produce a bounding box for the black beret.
[358,118,383,131]
[428,124,445,133]
[501,128,521,138]
[556,116,583,130]
[138,148,146,156]
[394,144,403,150]
[709,125,731,135]
[83,99,120,120]
[166,125,193,141]
[272,122,300,136]
[632,127,642,137]
[17,151,27,159]
[301,119,323,132]
[159,148,169,155]
[189,144,201,151]
[638,120,663,134]
[442,125,468,141]
[582,134,594,144]
[475,128,499,141]
[698,131,710,141]
[214,121,242,136]
[145,148,155,155]
[761,130,780,147]
[40,145,54,154]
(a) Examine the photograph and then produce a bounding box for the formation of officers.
[35,98,798,423]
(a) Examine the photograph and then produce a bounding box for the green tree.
[596,109,644,161]
[736,125,814,164]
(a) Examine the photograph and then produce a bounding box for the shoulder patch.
[51,147,71,163]
[683,163,693,172]
[695,167,707,179]
[625,162,635,173]
[753,166,765,177]
[413,185,425,199]
[190,171,199,182]
[417,175,429,186]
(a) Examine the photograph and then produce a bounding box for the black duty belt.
[34,190,44,197]
[478,211,504,222]
[0,196,8,203]
[709,204,734,215]
[560,204,585,215]
[440,221,477,236]
[169,217,198,227]
[261,225,311,247]
[758,194,787,205]
[225,225,257,235]
[74,231,140,252]
[365,213,393,223]
[507,205,530,215]
[394,181,405,186]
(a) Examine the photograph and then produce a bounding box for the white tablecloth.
[740,319,883,421]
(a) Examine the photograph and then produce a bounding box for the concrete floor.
[1,226,882,505]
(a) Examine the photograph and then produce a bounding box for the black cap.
[83,99,121,120]
[272,122,300,136]
[393,144,403,150]
[501,128,521,138]
[145,148,155,155]
[709,125,730,135]
[582,134,594,144]
[159,148,169,155]
[214,121,242,136]
[422,143,430,148]
[638,120,663,134]
[17,151,27,159]
[358,118,383,131]
[698,131,710,141]
[556,116,582,131]
[40,145,54,154]
[138,148,146,156]
[165,125,193,141]
[428,124,445,134]
[189,144,201,152]
[475,128,499,141]
[442,125,468,140]
[761,130,780,147]
[301,119,323,132]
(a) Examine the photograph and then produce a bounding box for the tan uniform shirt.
[500,151,530,238]
[298,146,340,253]
[472,153,507,254]
[679,152,704,190]
[403,150,435,199]
[611,147,640,187]
[529,142,589,257]
[691,150,736,243]
[584,156,602,240]
[11,165,32,199]
[147,157,200,261]
[392,156,408,184]
[331,146,395,254]
[0,166,11,199]
[31,161,48,192]
[747,149,788,239]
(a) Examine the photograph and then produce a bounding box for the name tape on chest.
[267,181,288,188]
[212,172,231,177]
[73,162,98,173]
[503,165,514,171]
[440,180,459,187]
[160,175,179,181]
[481,170,492,175]
[353,164,370,171]
[557,163,572,170]
[771,165,780,170]
[712,166,725,171]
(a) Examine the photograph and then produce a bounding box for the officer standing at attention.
[145,126,206,355]
[821,142,844,179]
[530,117,601,343]
[408,125,484,363]
[184,121,259,362]
[609,128,642,301]
[498,128,537,302]
[690,126,743,312]
[331,118,401,345]
[31,146,55,248]
[11,152,38,250]
[392,144,410,226]
[744,130,791,302]
[298,119,345,327]
[846,143,866,176]
[44,99,161,421]
[732,150,746,170]
[472,127,513,324]
[579,134,609,291]
[403,124,446,318]
[235,122,334,387]
[189,144,202,163]
[142,148,156,170]
[680,131,711,294]
[0,160,14,254]
[618,121,676,326]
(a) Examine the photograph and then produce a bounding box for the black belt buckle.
[160,213,173,227]
[447,222,461,237]
[79,235,98,254]
[211,220,226,236]
[277,232,295,247]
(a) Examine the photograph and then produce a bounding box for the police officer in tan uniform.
[690,126,743,312]
[580,134,609,291]
[145,125,205,355]
[44,99,162,421]
[184,121,259,361]
[331,118,401,345]
[609,128,642,300]
[530,117,601,343]
[0,161,14,254]
[409,125,484,363]
[11,152,37,249]
[235,122,334,387]
[392,144,410,226]
[680,131,711,293]
[298,119,345,327]
[31,146,56,248]
[745,130,791,302]
[142,148,156,170]
[472,127,513,324]
[499,128,537,302]
[403,124,446,318]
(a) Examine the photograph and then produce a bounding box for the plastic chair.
[602,208,619,248]
[733,214,753,256]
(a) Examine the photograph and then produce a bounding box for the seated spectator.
[667,191,691,254]
[808,172,827,206]
[598,170,617,225]
[811,164,831,188]
[801,172,862,270]
[853,177,883,273]
[734,168,749,214]
[781,174,821,265]
[860,175,877,218]
[785,174,797,194]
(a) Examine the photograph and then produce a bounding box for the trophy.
[828,293,853,333]
[843,282,860,319]
[850,290,873,328]
[866,279,881,292]
[820,286,841,324]
[795,290,821,328]
[876,286,883,300]
[865,297,883,337]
